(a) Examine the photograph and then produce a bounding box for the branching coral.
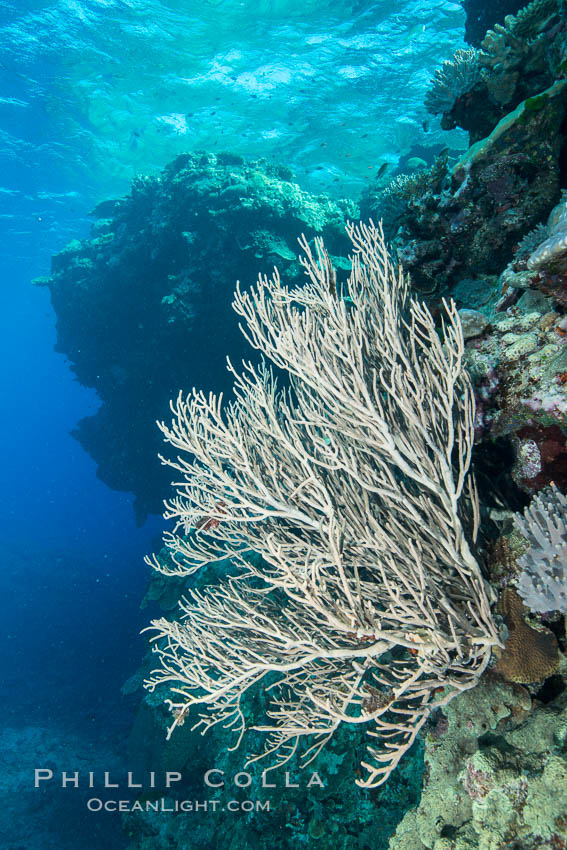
[513,482,567,613]
[425,48,481,116]
[511,0,560,38]
[382,154,449,204]
[480,0,560,65]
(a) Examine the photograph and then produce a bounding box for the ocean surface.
[0,1,493,848]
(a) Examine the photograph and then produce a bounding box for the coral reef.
[37,2,567,847]
[464,300,567,485]
[370,78,567,294]
[433,0,565,141]
[389,678,567,850]
[371,8,567,844]
[35,153,356,522]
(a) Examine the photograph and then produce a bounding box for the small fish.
[406,23,426,41]
[377,162,388,178]
[195,500,227,532]
[128,129,141,150]
[422,119,429,132]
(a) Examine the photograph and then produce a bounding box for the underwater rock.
[36,153,356,522]
[452,277,497,310]
[378,2,567,297]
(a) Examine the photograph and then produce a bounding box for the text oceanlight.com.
[87,798,271,813]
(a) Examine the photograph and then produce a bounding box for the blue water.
[0,1,467,847]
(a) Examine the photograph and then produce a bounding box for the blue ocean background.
[0,1,467,846]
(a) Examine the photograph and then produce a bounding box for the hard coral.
[493,587,561,682]
[425,48,481,116]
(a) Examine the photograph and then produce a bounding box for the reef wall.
[37,153,356,522]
